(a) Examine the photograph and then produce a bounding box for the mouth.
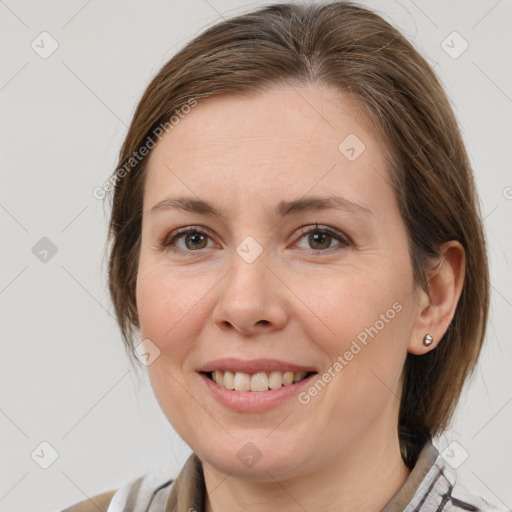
[197,359,319,411]
[200,370,318,392]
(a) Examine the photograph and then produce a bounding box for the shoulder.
[59,470,175,512]
[60,489,118,512]
[404,439,510,512]
[444,481,511,512]
[428,462,510,512]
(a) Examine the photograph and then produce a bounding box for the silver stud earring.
[423,333,434,347]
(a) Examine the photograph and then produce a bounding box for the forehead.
[143,84,393,211]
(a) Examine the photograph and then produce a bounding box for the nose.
[212,249,288,336]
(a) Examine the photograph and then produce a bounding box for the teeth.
[282,371,294,386]
[293,372,307,382]
[233,372,251,391]
[210,370,311,391]
[250,372,268,391]
[213,370,223,387]
[268,371,283,390]
[223,371,235,389]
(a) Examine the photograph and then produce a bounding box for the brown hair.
[104,1,489,467]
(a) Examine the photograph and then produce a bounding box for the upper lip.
[200,358,318,374]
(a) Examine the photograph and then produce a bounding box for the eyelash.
[161,224,351,256]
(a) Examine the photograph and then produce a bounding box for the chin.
[194,434,311,481]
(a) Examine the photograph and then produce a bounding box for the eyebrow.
[148,195,372,219]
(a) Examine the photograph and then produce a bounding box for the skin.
[136,83,465,512]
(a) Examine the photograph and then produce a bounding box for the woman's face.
[136,84,424,480]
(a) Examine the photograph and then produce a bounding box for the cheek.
[136,260,216,364]
[299,286,410,437]
[293,263,411,355]
[136,263,209,439]
[293,262,413,415]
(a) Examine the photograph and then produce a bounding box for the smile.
[204,370,316,392]
[198,369,318,412]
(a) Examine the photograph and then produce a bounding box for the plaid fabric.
[62,438,510,512]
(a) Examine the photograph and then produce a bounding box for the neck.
[202,432,411,512]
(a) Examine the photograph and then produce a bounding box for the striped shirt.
[61,438,510,512]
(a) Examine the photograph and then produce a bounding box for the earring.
[423,333,434,347]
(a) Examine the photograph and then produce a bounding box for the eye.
[161,224,350,256]
[162,227,216,253]
[293,224,350,253]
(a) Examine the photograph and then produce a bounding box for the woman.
[63,1,508,511]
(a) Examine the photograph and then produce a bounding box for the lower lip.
[198,372,317,412]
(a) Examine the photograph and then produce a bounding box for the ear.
[408,241,466,355]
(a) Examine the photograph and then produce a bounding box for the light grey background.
[1,1,511,511]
